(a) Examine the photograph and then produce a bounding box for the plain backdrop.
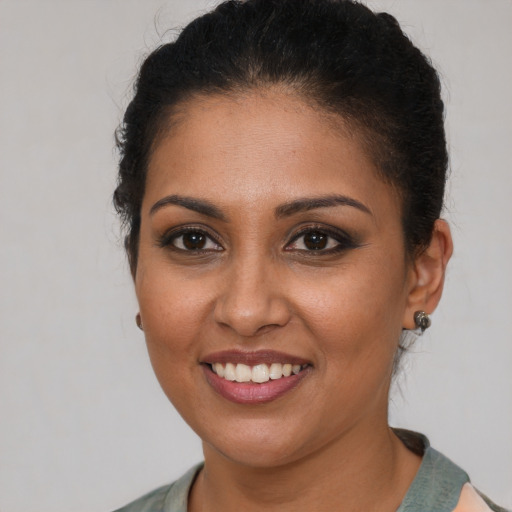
[0,1,511,510]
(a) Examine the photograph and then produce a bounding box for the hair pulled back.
[115,0,447,274]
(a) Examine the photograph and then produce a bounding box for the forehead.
[144,90,397,218]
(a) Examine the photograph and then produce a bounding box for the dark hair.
[114,0,447,274]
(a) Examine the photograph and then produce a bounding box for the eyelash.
[285,225,358,255]
[158,226,223,252]
[158,225,358,255]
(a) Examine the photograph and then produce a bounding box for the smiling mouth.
[202,350,312,403]
[209,362,309,383]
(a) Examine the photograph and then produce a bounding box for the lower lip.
[203,365,310,404]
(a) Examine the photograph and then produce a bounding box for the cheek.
[137,283,207,414]
[137,260,214,332]
[290,260,407,359]
[135,264,216,384]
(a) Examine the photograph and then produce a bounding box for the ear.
[402,219,453,329]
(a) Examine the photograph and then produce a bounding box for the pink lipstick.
[201,350,311,404]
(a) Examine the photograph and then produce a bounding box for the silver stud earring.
[414,310,431,333]
[135,313,143,331]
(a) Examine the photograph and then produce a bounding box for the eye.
[160,228,223,252]
[286,227,356,253]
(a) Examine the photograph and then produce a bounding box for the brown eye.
[164,229,223,252]
[182,232,206,250]
[285,226,357,254]
[303,231,328,250]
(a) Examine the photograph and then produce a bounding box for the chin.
[209,438,305,469]
[198,414,325,470]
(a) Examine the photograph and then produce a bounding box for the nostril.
[254,323,282,336]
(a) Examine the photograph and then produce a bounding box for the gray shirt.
[113,431,508,512]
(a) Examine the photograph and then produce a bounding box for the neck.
[189,422,421,512]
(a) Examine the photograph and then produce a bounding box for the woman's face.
[136,91,417,467]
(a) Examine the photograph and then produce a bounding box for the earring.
[135,313,143,331]
[414,310,431,333]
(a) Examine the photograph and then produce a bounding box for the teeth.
[213,362,224,378]
[224,363,236,381]
[235,363,252,382]
[269,363,282,380]
[252,364,270,383]
[211,362,307,383]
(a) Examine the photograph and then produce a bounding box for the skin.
[135,90,453,511]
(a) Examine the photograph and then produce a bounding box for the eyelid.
[157,224,224,250]
[285,224,358,252]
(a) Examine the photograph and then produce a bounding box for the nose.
[213,257,291,337]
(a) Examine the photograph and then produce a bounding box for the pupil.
[183,232,206,250]
[304,232,327,250]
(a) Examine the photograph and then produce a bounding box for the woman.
[112,0,508,510]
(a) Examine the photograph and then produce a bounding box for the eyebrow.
[150,194,227,221]
[149,193,371,221]
[274,195,372,218]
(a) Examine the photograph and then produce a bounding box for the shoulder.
[394,430,510,512]
[112,464,203,512]
[454,483,511,512]
[112,483,171,512]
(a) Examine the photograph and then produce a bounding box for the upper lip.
[202,349,310,366]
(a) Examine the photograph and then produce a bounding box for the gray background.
[0,1,511,510]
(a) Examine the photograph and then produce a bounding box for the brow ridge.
[275,195,371,218]
[150,193,370,221]
[149,194,227,221]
